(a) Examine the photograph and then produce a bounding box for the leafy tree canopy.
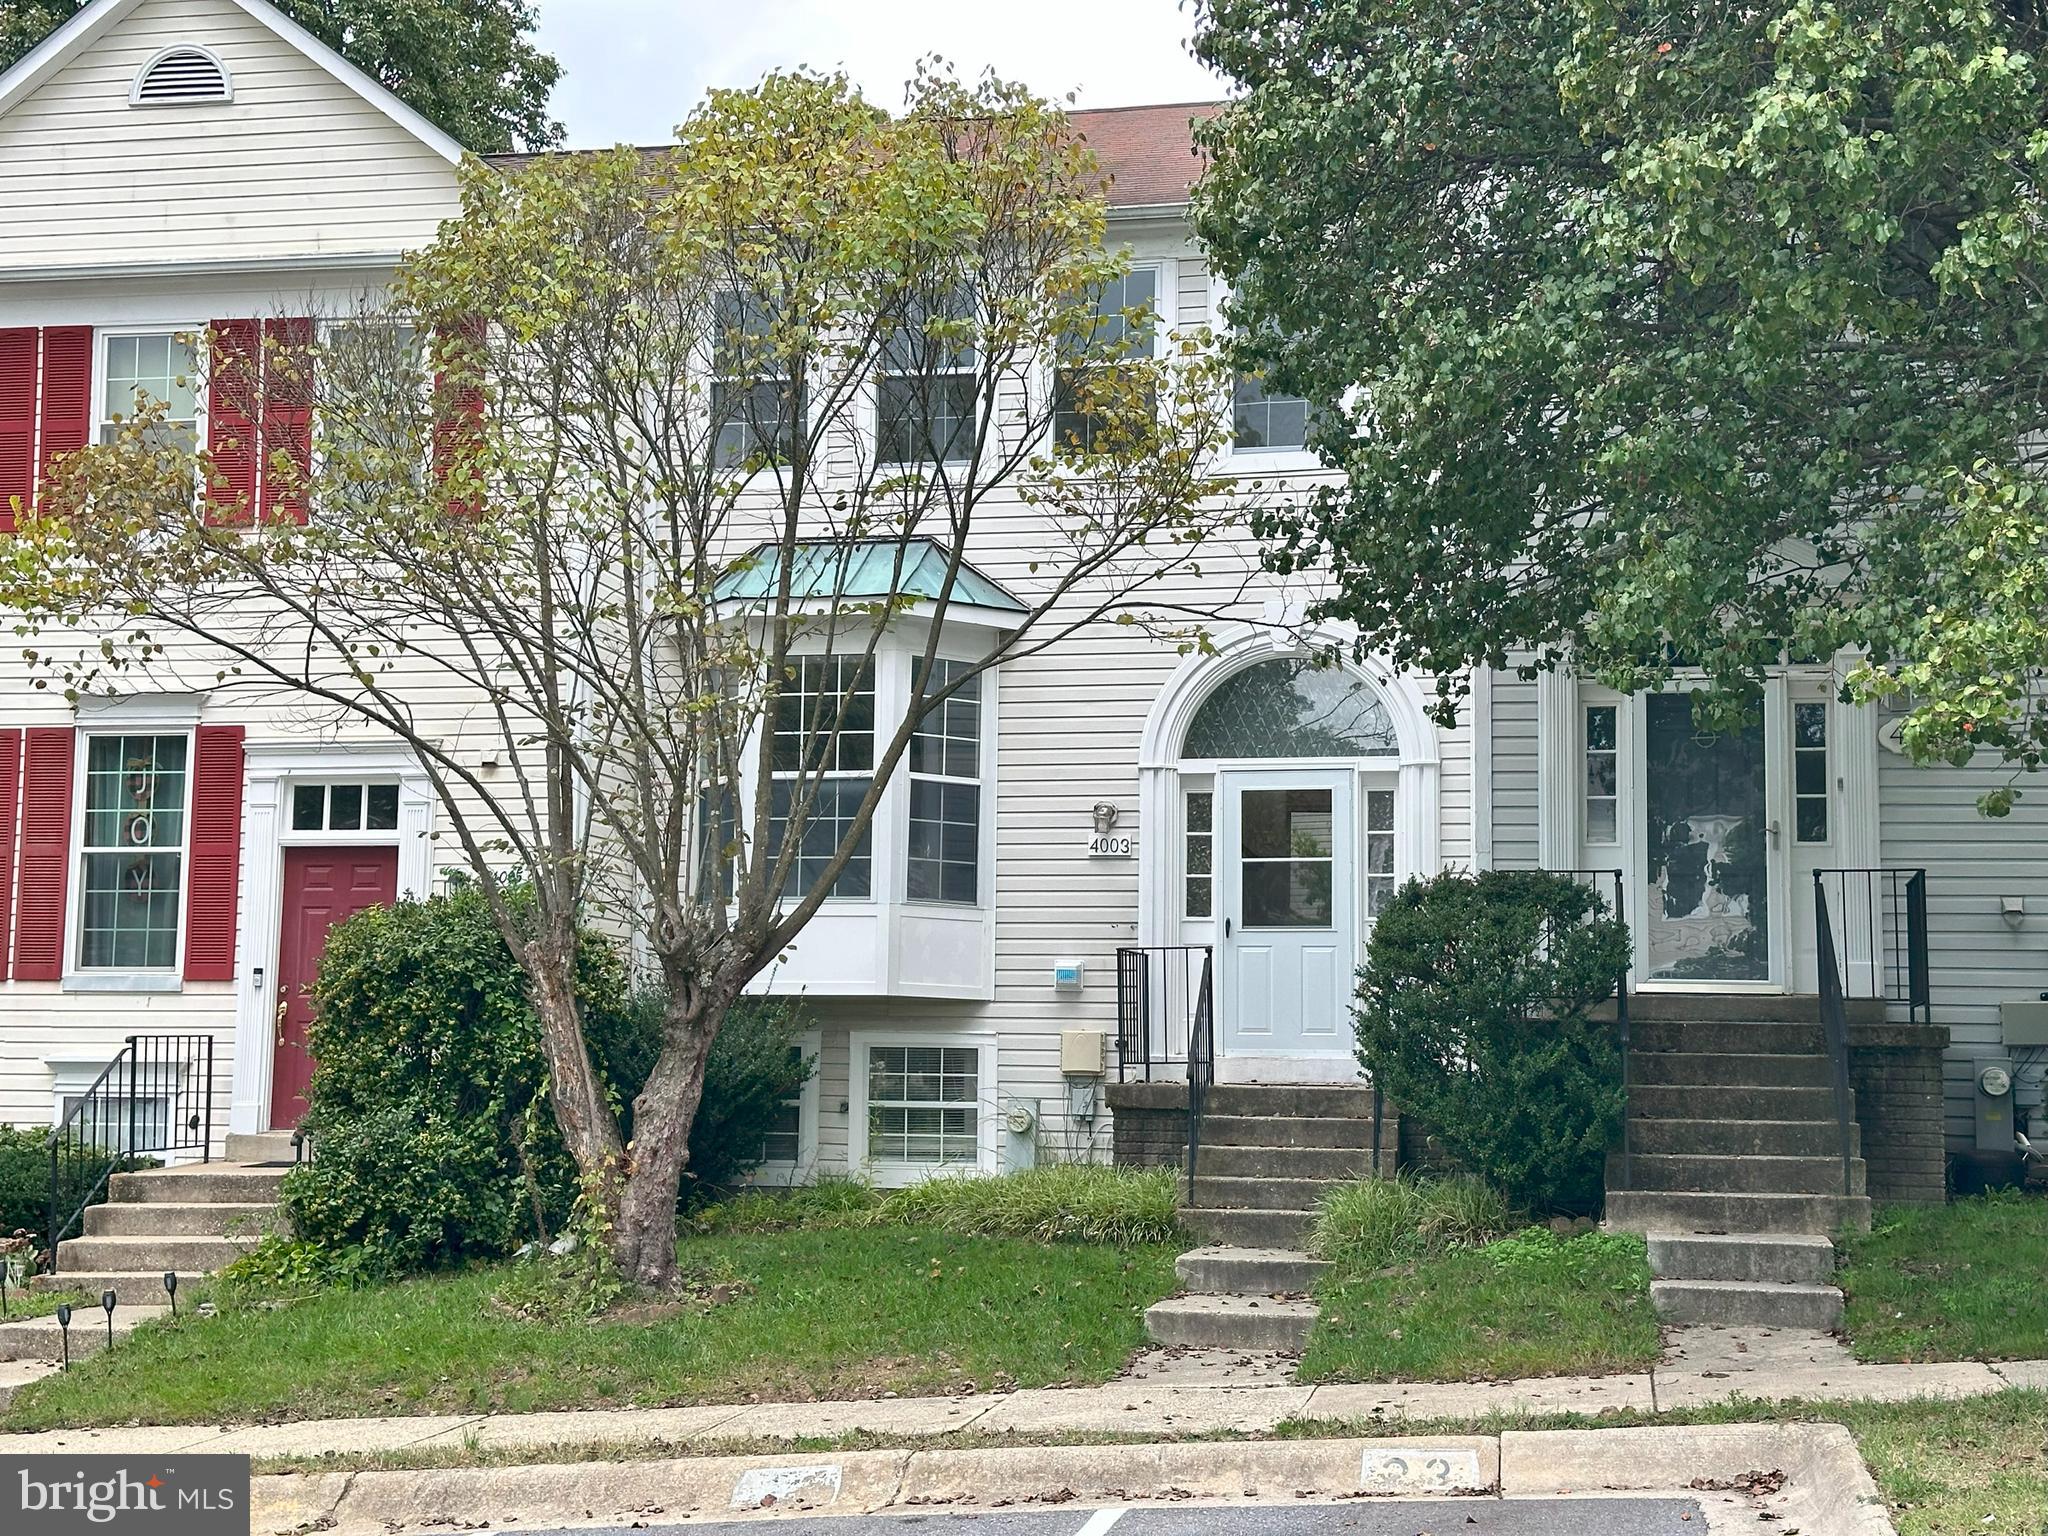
[1194,0,2048,798]
[0,0,560,152]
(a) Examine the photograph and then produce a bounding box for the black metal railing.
[1114,945,1214,1080]
[1812,868,1931,1024]
[47,1034,214,1272]
[1184,952,1216,1203]
[1813,868,1930,1198]
[1555,868,1633,1187]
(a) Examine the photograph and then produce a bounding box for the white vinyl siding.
[1489,671,1542,869]
[0,0,462,275]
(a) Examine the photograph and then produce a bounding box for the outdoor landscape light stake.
[102,1289,117,1350]
[163,1270,178,1316]
[55,1302,71,1368]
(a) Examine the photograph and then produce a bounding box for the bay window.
[769,654,875,899]
[907,659,982,904]
[78,733,189,971]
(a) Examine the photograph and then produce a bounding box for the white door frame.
[1540,669,1879,994]
[228,742,434,1134]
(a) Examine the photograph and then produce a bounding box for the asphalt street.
[530,1499,1707,1536]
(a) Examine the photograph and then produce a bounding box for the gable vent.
[130,46,233,106]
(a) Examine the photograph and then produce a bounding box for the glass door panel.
[1644,695,1771,982]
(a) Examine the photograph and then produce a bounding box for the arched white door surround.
[1136,628,1442,1083]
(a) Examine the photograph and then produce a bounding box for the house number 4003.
[1086,834,1136,857]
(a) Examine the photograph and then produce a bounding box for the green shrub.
[878,1165,1182,1244]
[1310,1173,1514,1269]
[0,1125,153,1250]
[282,884,812,1277]
[1356,869,1630,1217]
[210,1236,368,1309]
[686,1176,883,1234]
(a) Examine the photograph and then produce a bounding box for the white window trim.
[748,1027,823,1186]
[63,725,194,992]
[95,323,207,452]
[1791,695,1833,847]
[281,779,406,842]
[904,656,988,907]
[873,297,979,469]
[848,1029,1000,1186]
[1047,257,1172,455]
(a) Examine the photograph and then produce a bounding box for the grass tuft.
[1309,1173,1513,1268]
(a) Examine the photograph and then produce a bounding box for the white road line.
[1073,1508,1127,1536]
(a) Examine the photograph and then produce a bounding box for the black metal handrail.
[1184,950,1215,1204]
[47,1034,214,1272]
[1812,868,1931,1024]
[1812,880,1862,1198]
[1554,868,1632,1187]
[1114,945,1213,1080]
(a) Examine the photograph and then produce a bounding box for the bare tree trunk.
[608,995,720,1290]
[522,932,626,1185]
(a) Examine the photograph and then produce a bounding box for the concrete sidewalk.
[0,1351,2039,1464]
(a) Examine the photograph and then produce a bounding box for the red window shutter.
[183,724,245,982]
[206,319,259,526]
[14,726,74,982]
[259,317,314,524]
[0,728,19,980]
[432,317,485,515]
[0,328,35,532]
[37,325,93,491]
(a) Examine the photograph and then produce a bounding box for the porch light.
[1092,802,1120,837]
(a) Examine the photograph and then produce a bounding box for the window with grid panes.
[1584,705,1619,845]
[878,289,976,465]
[1053,268,1157,452]
[906,658,981,904]
[1231,372,1309,451]
[769,655,875,898]
[1184,789,1213,917]
[711,291,802,468]
[866,1044,979,1164]
[760,1044,805,1163]
[1794,703,1830,843]
[1365,788,1397,917]
[78,734,189,970]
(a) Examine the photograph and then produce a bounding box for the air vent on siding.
[129,46,233,106]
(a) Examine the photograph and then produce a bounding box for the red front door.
[271,846,400,1128]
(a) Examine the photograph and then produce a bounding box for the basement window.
[130,46,233,107]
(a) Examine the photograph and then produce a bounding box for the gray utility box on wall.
[2000,998,2048,1046]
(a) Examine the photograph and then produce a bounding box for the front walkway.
[2,1347,2039,1462]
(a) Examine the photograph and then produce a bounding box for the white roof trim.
[0,0,467,165]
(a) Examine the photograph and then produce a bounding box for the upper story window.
[907,659,982,904]
[102,333,198,452]
[769,654,876,898]
[1231,372,1310,452]
[878,291,977,466]
[711,292,802,469]
[78,733,189,971]
[1054,268,1158,452]
[130,46,232,106]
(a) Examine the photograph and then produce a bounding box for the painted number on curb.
[1357,1449,1485,1494]
[730,1464,844,1510]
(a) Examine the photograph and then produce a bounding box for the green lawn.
[0,1287,86,1322]
[1839,1192,2048,1363]
[3,1230,1179,1429]
[1298,1228,1661,1383]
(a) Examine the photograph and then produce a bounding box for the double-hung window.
[711,291,802,469]
[1231,371,1310,452]
[878,290,977,466]
[906,658,982,904]
[1053,268,1158,452]
[866,1043,979,1166]
[769,655,876,899]
[77,733,189,971]
[101,332,198,453]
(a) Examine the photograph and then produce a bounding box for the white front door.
[1218,768,1357,1075]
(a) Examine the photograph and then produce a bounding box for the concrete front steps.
[1607,995,1872,1238]
[1145,1245,1323,1351]
[0,1304,173,1364]
[35,1137,292,1306]
[0,1359,59,1410]
[1179,1084,1386,1252]
[1646,1231,1845,1331]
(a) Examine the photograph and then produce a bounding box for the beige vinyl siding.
[1489,670,1541,869]
[1877,743,2048,1144]
[0,0,461,274]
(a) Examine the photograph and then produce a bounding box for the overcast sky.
[532,0,1226,149]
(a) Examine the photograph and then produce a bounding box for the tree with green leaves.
[6,71,1236,1290]
[0,0,560,152]
[1193,0,2048,801]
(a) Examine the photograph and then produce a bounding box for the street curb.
[248,1423,1891,1536]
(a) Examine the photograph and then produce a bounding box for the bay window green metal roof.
[713,538,1027,613]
